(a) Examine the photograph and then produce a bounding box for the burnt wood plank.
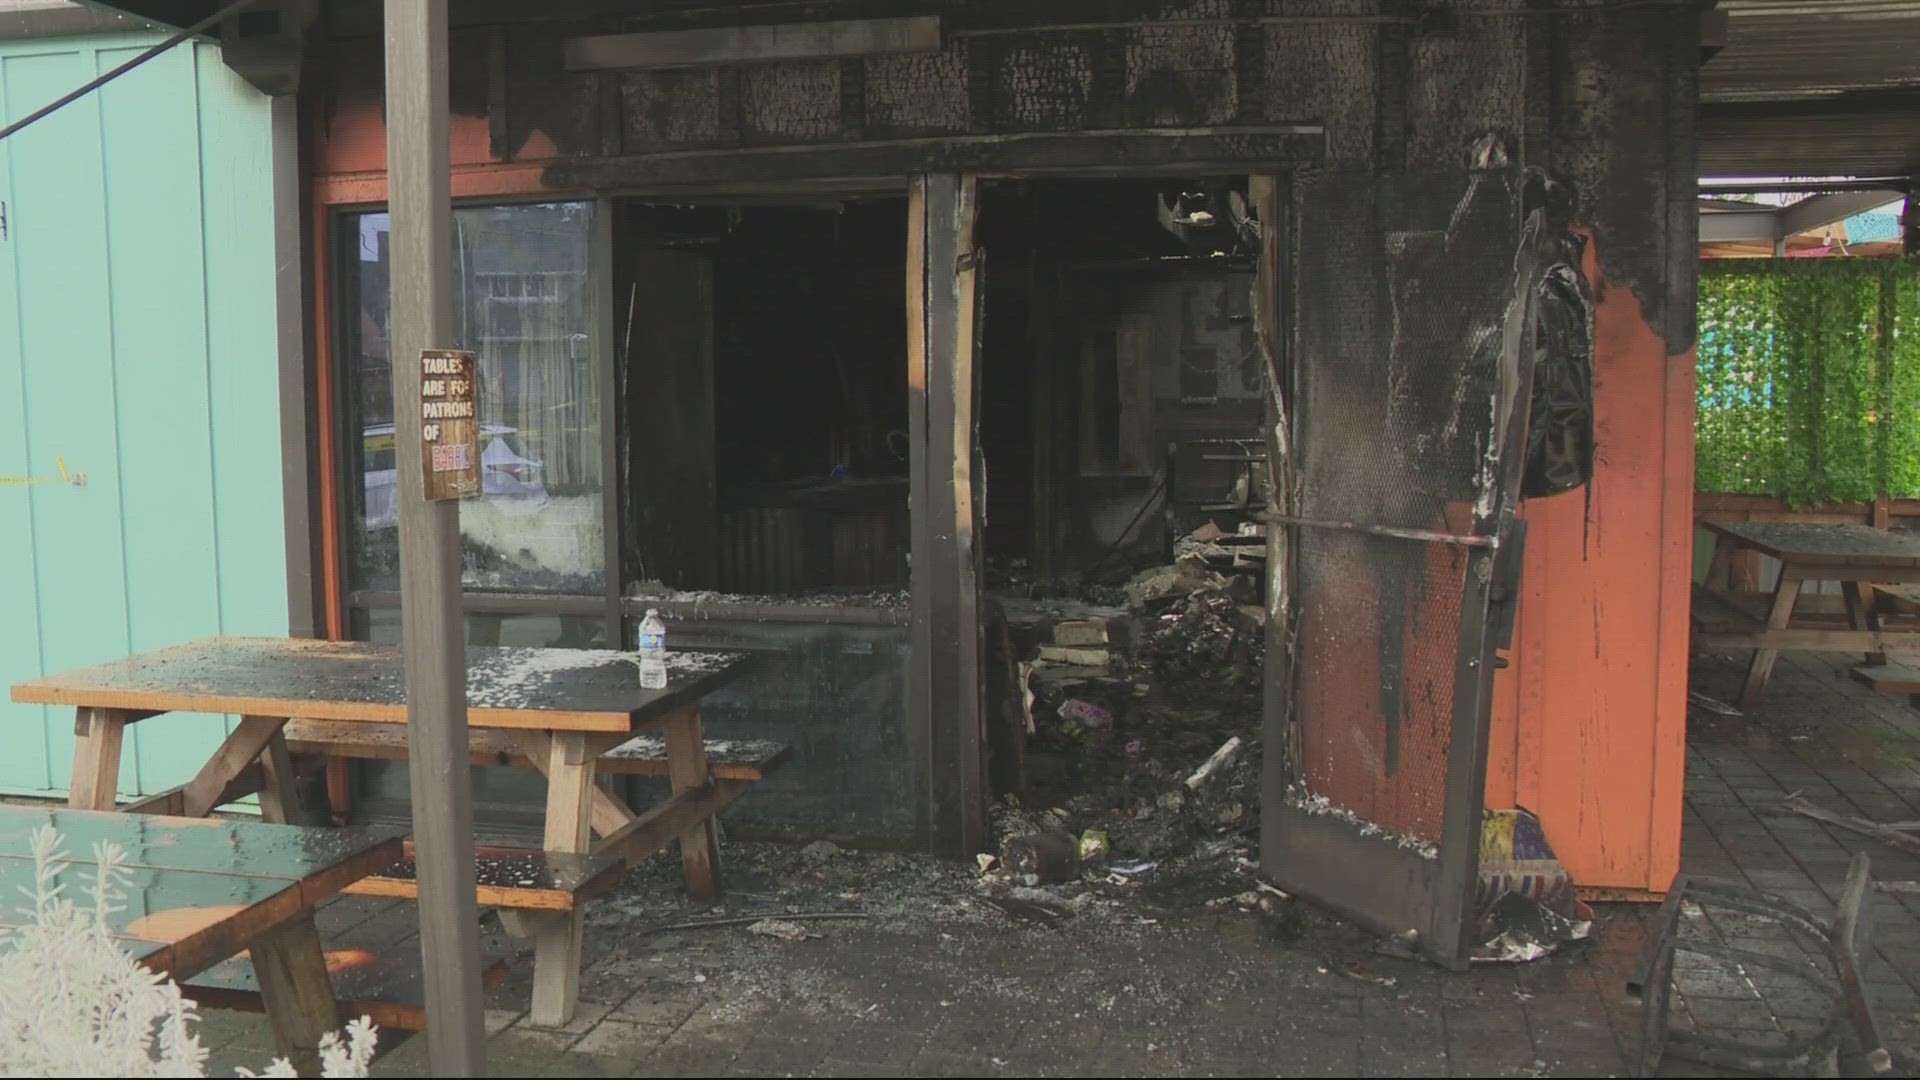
[12,637,748,734]
[915,172,986,856]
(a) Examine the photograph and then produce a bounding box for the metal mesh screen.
[1288,170,1520,845]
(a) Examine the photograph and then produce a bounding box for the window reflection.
[338,202,603,593]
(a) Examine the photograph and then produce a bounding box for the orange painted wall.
[1483,238,1694,895]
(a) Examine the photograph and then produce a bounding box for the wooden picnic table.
[1700,520,1920,707]
[10,635,753,1027]
[0,803,401,1070]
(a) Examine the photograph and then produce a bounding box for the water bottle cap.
[645,608,659,617]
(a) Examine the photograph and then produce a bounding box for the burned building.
[58,0,1704,953]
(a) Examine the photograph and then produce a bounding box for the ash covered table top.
[1705,520,1920,568]
[11,636,748,734]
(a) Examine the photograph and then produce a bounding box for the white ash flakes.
[1285,786,1440,860]
[464,647,739,708]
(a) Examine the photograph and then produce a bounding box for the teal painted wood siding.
[0,34,286,797]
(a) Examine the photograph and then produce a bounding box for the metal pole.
[384,0,487,1072]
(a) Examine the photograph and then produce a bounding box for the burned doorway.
[963,177,1273,852]
[616,198,911,599]
[974,178,1268,581]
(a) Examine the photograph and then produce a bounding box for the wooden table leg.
[179,715,293,819]
[1705,538,1736,593]
[325,757,353,828]
[251,911,342,1075]
[664,706,722,901]
[529,731,594,1027]
[1740,572,1804,709]
[1841,582,1888,666]
[256,726,301,825]
[69,707,128,811]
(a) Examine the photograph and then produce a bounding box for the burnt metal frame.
[1261,175,1547,968]
[1628,853,1892,1078]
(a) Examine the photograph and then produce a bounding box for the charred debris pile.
[981,522,1272,917]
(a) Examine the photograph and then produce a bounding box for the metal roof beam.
[1779,188,1905,234]
[1700,208,1784,243]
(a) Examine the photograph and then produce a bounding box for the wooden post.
[1248,176,1302,843]
[905,182,934,849]
[910,173,985,856]
[384,0,487,1072]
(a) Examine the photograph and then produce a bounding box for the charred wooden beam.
[564,16,940,73]
[908,173,985,857]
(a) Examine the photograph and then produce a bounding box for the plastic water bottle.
[637,608,668,690]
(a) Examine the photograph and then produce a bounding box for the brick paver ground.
[192,650,1920,1078]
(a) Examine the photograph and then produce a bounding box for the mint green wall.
[0,34,286,797]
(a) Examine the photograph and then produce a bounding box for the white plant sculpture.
[0,825,377,1078]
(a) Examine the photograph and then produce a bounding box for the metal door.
[1259,166,1556,966]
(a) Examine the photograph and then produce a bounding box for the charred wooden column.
[908,174,986,856]
[384,0,487,1071]
[1249,175,1298,826]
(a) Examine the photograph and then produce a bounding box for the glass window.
[337,202,603,594]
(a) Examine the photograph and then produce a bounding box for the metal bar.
[1830,853,1895,1075]
[1779,189,1904,236]
[1628,873,1689,994]
[1698,178,1908,195]
[1257,512,1497,548]
[593,198,623,648]
[383,0,487,1072]
[0,0,262,144]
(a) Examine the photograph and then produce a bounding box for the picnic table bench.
[1697,521,1920,708]
[10,635,781,1027]
[0,804,402,1071]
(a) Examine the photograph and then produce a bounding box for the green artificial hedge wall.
[1697,258,1920,504]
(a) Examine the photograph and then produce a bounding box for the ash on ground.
[549,526,1429,1030]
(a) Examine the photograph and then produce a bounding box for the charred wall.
[304,0,1699,866]
[307,1,1693,342]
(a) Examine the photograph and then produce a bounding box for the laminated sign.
[419,348,480,501]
